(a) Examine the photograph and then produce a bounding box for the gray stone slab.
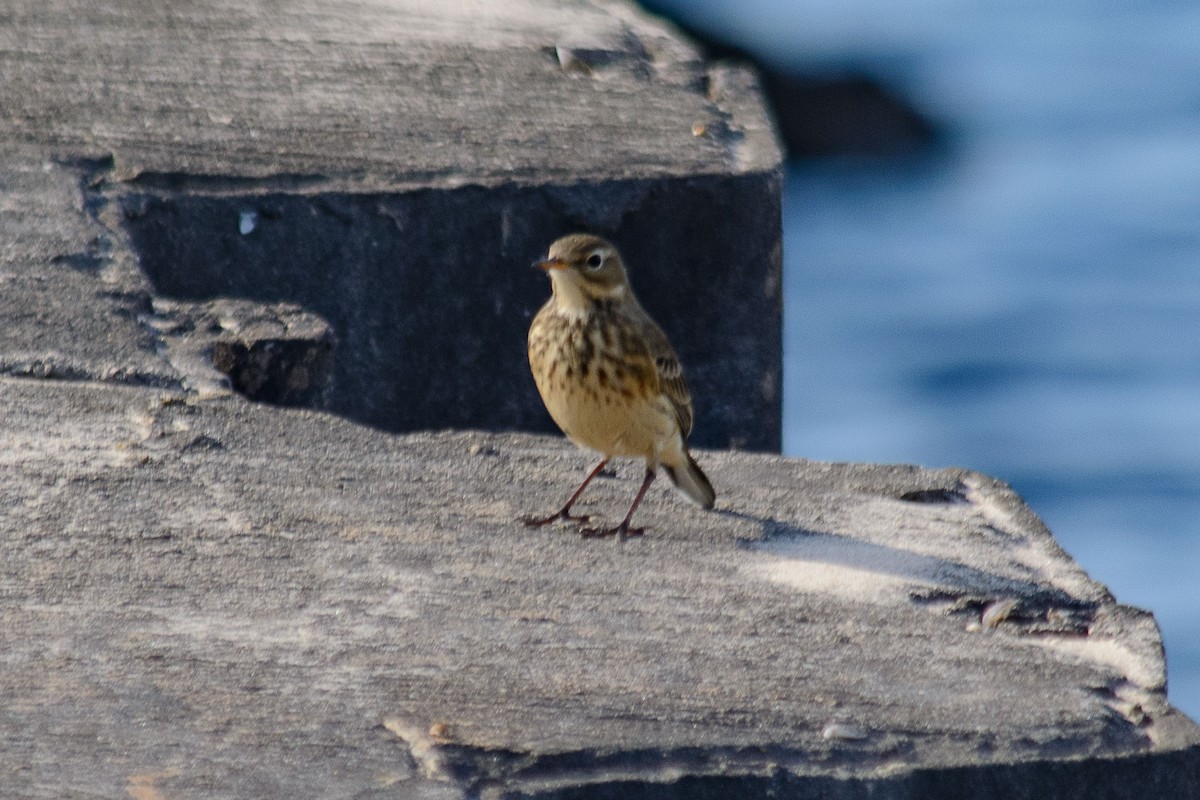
[1,1,777,187]
[0,0,783,449]
[2,377,1198,798]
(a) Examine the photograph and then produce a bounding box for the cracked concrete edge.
[704,62,786,174]
[382,705,1200,800]
[0,147,179,389]
[957,471,1178,713]
[589,0,783,173]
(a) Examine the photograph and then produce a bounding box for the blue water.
[653,0,1200,720]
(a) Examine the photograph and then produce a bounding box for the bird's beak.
[533,257,566,271]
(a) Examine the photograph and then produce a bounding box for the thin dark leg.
[524,458,608,527]
[582,468,655,539]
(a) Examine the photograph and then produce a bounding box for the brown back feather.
[626,307,694,438]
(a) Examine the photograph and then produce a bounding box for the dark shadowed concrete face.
[118,175,782,450]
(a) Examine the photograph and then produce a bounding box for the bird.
[525,233,715,538]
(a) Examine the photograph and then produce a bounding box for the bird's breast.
[528,304,671,459]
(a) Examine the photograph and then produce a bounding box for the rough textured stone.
[150,297,336,406]
[0,153,175,389]
[1,378,1198,799]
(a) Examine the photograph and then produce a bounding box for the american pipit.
[525,233,716,538]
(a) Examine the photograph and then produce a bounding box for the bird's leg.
[581,468,655,539]
[524,458,608,527]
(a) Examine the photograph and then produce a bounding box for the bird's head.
[534,233,630,307]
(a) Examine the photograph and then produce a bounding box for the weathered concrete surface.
[2,376,1199,799]
[0,152,175,389]
[0,0,783,449]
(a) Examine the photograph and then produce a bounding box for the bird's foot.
[522,509,592,527]
[579,522,644,540]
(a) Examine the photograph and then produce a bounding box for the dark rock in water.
[759,70,941,158]
[639,0,941,158]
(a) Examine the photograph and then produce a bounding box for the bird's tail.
[663,451,716,510]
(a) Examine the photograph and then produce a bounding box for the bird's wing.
[631,312,695,438]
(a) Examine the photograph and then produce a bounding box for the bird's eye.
[586,251,604,270]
